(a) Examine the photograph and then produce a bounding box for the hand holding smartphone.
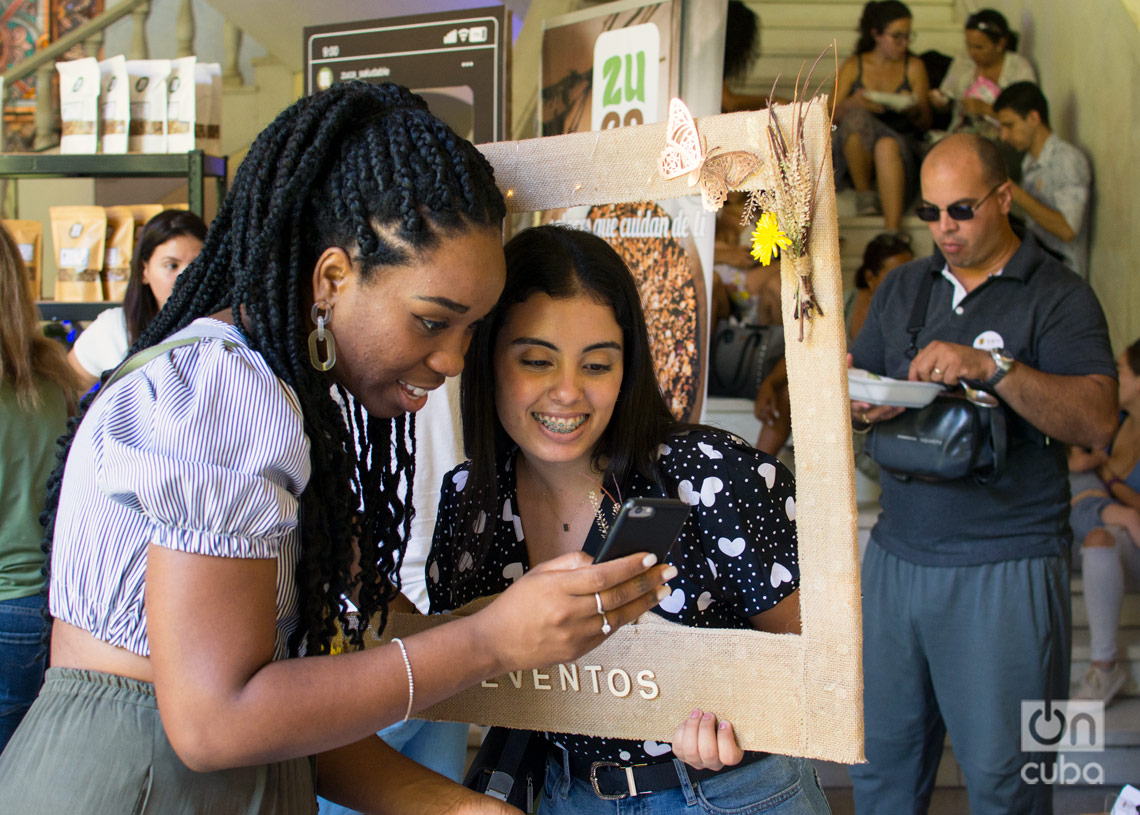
[592,498,690,564]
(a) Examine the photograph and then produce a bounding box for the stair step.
[752,1,957,29]
[815,699,1140,791]
[1073,592,1140,629]
[757,21,963,57]
[748,0,956,5]
[835,206,936,287]
[1072,627,1140,661]
[1100,697,1140,746]
[745,32,963,96]
[1054,747,1140,787]
[815,744,965,789]
[1071,628,1140,698]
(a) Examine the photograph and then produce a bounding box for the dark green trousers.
[0,667,315,814]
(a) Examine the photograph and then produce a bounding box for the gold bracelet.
[391,637,414,722]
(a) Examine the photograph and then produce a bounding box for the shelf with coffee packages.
[0,150,227,323]
[36,300,121,323]
[0,151,226,216]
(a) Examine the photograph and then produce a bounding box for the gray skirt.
[0,667,316,814]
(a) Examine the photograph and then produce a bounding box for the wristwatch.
[984,347,1015,389]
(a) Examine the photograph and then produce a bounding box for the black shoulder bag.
[863,271,1007,485]
[708,321,784,399]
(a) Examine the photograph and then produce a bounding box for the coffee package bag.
[195,62,222,155]
[99,55,130,154]
[50,206,106,302]
[127,59,171,153]
[166,56,196,153]
[57,58,100,154]
[103,206,135,300]
[127,204,164,246]
[3,219,43,299]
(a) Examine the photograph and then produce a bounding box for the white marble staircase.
[740,0,965,97]
[735,0,966,279]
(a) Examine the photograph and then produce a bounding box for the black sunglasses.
[914,183,1004,222]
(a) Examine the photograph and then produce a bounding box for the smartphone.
[592,497,690,564]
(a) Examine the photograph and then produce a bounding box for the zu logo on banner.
[591,23,659,130]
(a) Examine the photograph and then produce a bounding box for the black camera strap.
[904,267,939,361]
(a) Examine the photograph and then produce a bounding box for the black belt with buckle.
[561,749,768,800]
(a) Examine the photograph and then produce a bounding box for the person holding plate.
[847,132,1116,814]
[929,9,1036,140]
[832,0,932,232]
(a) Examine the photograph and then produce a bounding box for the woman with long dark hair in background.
[67,209,207,392]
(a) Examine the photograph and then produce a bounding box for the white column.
[222,20,244,86]
[130,1,151,60]
[176,0,195,58]
[33,63,56,151]
[83,28,105,60]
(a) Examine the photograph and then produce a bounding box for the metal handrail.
[2,0,149,86]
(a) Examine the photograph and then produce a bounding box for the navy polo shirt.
[851,234,1115,566]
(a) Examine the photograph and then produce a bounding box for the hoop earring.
[308,301,337,371]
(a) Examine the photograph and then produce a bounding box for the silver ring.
[595,592,604,614]
[601,612,612,636]
[932,367,943,377]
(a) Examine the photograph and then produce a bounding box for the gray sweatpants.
[850,540,1070,815]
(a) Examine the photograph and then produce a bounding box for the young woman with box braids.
[0,81,671,814]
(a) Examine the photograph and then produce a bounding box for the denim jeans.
[317,719,469,814]
[0,594,48,754]
[541,750,831,815]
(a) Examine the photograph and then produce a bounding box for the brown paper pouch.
[103,206,135,301]
[50,206,106,302]
[2,219,43,299]
[128,204,165,246]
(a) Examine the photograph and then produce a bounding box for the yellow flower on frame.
[750,213,792,267]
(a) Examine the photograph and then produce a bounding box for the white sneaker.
[855,190,881,217]
[1073,663,1128,706]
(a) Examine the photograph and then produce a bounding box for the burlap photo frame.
[369,102,863,764]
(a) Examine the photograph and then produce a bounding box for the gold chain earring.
[308,301,337,371]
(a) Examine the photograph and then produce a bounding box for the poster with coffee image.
[540,0,710,423]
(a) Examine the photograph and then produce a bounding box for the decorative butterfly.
[657,97,761,212]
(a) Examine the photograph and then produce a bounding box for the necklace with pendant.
[521,456,588,533]
[588,489,612,537]
[589,473,623,538]
[520,455,620,535]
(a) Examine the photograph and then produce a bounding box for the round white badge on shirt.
[973,330,1005,351]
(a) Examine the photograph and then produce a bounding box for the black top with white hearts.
[425,428,799,766]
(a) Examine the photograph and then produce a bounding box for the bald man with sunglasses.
[848,133,1117,815]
